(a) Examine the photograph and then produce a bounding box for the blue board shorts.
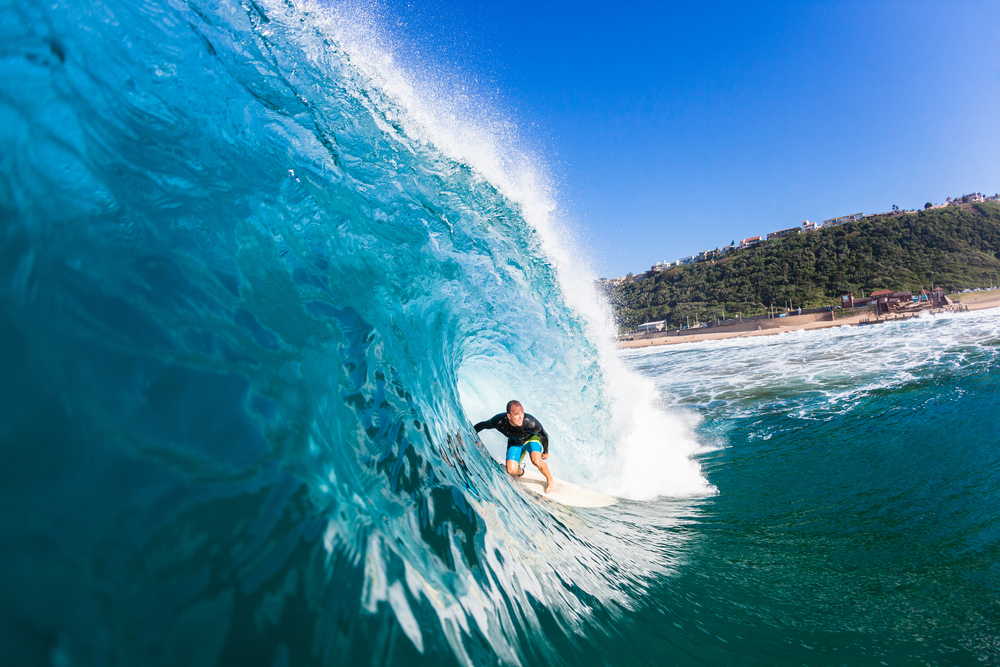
[506,435,543,464]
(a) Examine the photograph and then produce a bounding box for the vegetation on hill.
[607,202,1000,331]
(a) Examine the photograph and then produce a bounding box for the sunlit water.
[2,1,998,665]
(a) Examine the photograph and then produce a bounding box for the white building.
[767,227,800,241]
[949,193,987,204]
[824,213,863,226]
[652,260,679,271]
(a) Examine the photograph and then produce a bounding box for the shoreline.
[617,294,1000,349]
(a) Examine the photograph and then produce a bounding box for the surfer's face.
[507,407,524,427]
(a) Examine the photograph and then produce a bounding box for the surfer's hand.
[541,452,549,460]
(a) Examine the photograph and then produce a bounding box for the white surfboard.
[514,468,618,508]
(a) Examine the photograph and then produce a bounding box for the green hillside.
[607,202,1000,331]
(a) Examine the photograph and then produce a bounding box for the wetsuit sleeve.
[538,423,550,454]
[473,414,504,433]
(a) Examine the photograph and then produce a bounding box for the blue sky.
[369,0,1000,279]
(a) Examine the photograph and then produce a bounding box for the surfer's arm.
[473,414,504,433]
[537,424,550,455]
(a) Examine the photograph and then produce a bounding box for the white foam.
[623,307,1000,424]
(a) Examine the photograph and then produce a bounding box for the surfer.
[474,400,555,493]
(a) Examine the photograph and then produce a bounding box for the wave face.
[0,1,709,665]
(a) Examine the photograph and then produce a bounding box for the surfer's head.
[506,400,524,427]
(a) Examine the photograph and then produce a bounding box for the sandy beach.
[618,291,1000,349]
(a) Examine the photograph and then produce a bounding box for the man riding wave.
[474,400,554,494]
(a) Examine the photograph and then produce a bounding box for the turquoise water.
[2,1,998,665]
[619,312,1000,665]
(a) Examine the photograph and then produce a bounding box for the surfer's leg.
[505,446,525,476]
[529,451,554,493]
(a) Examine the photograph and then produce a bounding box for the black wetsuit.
[474,413,550,454]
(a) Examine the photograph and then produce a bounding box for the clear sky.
[363,0,1000,279]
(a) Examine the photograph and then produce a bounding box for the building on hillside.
[986,193,999,202]
[637,320,666,333]
[949,193,987,204]
[766,227,800,241]
[678,255,696,265]
[824,213,864,226]
[738,236,762,249]
[802,220,822,232]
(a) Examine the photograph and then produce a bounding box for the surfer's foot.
[544,481,554,494]
[513,467,524,478]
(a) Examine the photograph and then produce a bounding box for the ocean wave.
[0,0,711,664]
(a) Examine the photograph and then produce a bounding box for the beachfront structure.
[678,255,697,265]
[766,227,800,241]
[843,290,914,308]
[801,220,822,232]
[637,320,666,333]
[824,213,864,227]
[738,236,762,249]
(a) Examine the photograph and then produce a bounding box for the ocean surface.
[2,1,998,666]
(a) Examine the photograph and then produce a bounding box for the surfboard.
[513,468,618,508]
